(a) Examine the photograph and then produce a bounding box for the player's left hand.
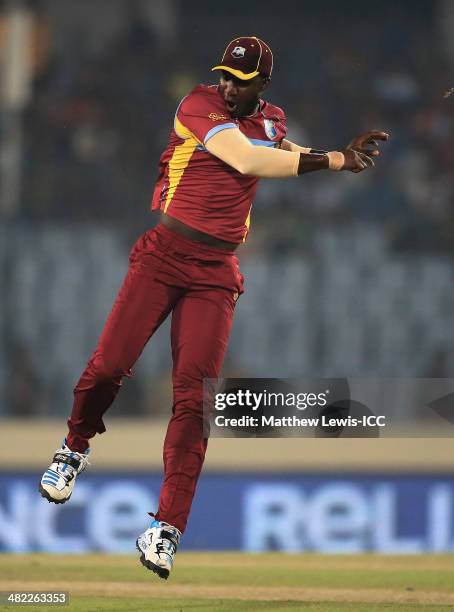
[346,130,389,157]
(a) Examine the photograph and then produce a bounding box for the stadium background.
[1,0,454,555]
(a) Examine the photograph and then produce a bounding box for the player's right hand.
[340,148,375,173]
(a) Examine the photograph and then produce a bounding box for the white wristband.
[327,151,345,171]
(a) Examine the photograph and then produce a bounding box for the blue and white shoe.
[39,439,90,504]
[136,519,181,580]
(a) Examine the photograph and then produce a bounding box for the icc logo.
[231,46,246,58]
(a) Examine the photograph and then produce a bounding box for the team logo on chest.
[264,119,277,140]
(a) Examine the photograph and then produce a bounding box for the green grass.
[1,553,454,611]
[6,600,451,612]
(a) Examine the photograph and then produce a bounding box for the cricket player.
[39,37,388,579]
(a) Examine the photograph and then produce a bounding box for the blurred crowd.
[8,0,451,256]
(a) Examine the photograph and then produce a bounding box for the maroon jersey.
[151,84,287,243]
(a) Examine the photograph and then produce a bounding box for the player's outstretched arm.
[206,127,389,178]
[281,130,390,174]
[206,127,301,178]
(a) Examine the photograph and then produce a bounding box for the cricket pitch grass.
[1,553,454,611]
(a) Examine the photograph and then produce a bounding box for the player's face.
[219,71,269,118]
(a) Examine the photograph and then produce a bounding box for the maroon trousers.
[66,224,243,532]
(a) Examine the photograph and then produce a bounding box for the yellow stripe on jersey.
[243,204,252,242]
[174,117,203,144]
[164,118,200,212]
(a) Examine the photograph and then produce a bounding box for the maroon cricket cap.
[211,36,273,80]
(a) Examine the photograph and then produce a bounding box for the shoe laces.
[151,521,180,552]
[157,539,177,556]
[54,446,91,476]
